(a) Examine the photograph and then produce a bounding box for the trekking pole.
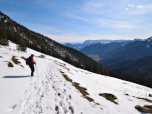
[35,64,39,76]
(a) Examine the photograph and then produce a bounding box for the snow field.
[0,42,152,114]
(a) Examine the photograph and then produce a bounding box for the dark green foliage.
[0,37,9,46]
[17,37,27,51]
[109,68,116,78]
[96,63,100,74]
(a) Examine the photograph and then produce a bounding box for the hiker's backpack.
[26,57,30,65]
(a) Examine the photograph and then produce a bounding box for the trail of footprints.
[50,69,74,114]
[18,63,75,114]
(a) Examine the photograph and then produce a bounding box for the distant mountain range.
[62,39,131,50]
[78,37,152,78]
[79,41,132,56]
[100,37,152,65]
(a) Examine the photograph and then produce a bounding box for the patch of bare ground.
[135,105,152,113]
[8,62,13,67]
[132,96,152,103]
[136,97,152,103]
[21,56,26,60]
[99,93,118,104]
[20,65,24,68]
[0,56,3,58]
[12,56,20,64]
[55,105,59,114]
[60,71,100,105]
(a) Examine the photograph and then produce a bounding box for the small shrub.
[0,38,9,46]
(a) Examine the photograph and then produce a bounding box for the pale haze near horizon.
[0,0,152,42]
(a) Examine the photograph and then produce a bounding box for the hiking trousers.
[29,65,35,76]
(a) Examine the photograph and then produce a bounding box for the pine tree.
[110,68,116,77]
[120,74,125,80]
[96,63,100,74]
[17,37,27,51]
[85,58,89,71]
[104,67,109,76]
[101,66,104,75]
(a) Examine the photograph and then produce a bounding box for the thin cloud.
[128,4,134,7]
[64,13,89,22]
[82,1,104,15]
[97,19,136,28]
[137,5,144,8]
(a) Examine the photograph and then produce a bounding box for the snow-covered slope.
[0,42,152,114]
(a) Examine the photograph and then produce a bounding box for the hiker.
[29,54,36,76]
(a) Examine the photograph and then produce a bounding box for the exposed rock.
[8,62,13,67]
[135,105,152,113]
[38,55,45,58]
[149,94,152,97]
[99,93,118,104]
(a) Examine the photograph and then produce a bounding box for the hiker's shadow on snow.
[3,76,30,78]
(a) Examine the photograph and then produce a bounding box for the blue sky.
[0,0,152,42]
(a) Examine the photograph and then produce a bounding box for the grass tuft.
[60,71,97,103]
[21,56,26,60]
[137,97,152,103]
[99,93,118,104]
[12,56,21,64]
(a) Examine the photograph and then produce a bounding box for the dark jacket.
[29,57,34,66]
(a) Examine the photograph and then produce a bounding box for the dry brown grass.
[12,56,20,64]
[99,93,118,104]
[137,97,152,103]
[8,62,13,67]
[60,71,97,103]
[21,56,26,60]
[20,65,24,68]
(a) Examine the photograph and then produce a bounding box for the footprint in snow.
[23,90,27,94]
[8,104,17,111]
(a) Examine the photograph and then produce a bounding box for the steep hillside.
[0,11,100,71]
[107,56,152,78]
[1,42,152,114]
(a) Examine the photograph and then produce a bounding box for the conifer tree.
[104,67,109,76]
[96,63,100,74]
[17,37,27,51]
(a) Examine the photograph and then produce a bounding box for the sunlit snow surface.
[0,41,152,114]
